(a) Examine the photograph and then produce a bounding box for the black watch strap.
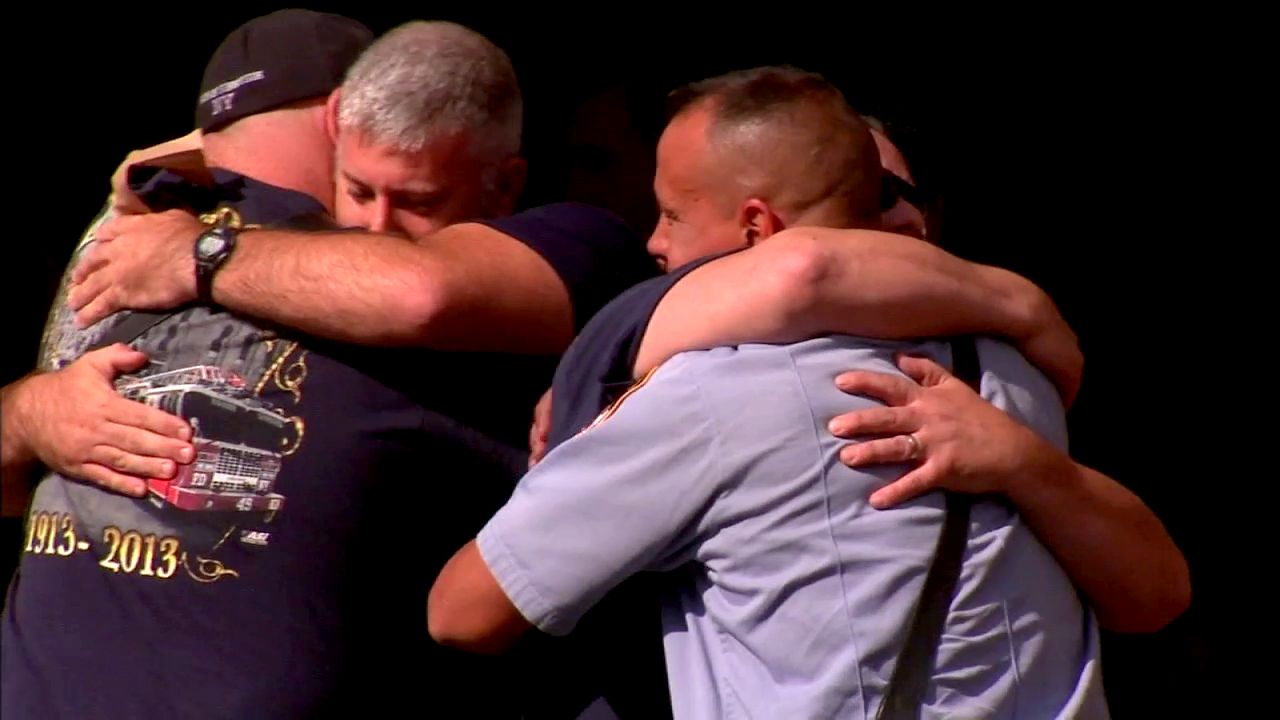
[193,208,242,303]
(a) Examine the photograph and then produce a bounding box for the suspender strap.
[876,337,982,720]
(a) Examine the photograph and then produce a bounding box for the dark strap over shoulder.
[87,210,337,351]
[876,337,982,720]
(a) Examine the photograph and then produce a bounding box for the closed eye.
[343,173,374,203]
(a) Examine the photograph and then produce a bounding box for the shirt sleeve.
[476,354,721,636]
[477,202,659,332]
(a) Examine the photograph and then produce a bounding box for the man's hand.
[829,353,1193,633]
[9,344,193,497]
[528,387,553,469]
[69,209,202,328]
[828,353,1047,509]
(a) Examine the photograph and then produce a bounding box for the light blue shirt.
[478,336,1109,719]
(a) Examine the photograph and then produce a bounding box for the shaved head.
[647,66,883,271]
[669,66,882,228]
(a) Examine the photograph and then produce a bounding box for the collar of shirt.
[126,166,327,225]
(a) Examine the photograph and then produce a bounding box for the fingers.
[93,214,133,244]
[869,466,939,510]
[529,388,553,468]
[71,244,110,286]
[68,257,112,312]
[833,370,917,407]
[527,420,546,469]
[109,397,192,442]
[99,421,193,470]
[72,287,117,329]
[87,442,177,483]
[894,353,953,388]
[828,406,914,438]
[87,343,149,376]
[528,441,547,470]
[838,434,923,468]
[76,463,148,498]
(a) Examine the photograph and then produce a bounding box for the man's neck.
[204,130,335,214]
[787,201,881,233]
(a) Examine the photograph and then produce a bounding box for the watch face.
[197,232,227,259]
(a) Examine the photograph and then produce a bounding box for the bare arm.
[636,226,1083,406]
[70,211,574,354]
[2,375,42,514]
[428,540,533,654]
[1009,449,1189,633]
[1,345,194,511]
[830,354,1191,633]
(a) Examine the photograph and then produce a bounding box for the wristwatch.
[194,222,238,303]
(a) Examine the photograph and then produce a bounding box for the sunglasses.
[880,172,929,212]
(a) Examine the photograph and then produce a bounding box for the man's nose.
[367,197,394,234]
[646,229,668,258]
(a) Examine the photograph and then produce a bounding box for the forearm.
[1,376,41,515]
[215,225,571,353]
[636,228,1048,376]
[1010,437,1191,633]
[215,229,444,346]
[781,227,1045,345]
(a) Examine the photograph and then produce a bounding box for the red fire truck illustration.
[115,366,288,513]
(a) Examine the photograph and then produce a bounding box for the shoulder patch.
[577,365,661,437]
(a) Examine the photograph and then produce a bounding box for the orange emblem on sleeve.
[577,365,661,437]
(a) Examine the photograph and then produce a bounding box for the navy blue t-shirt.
[1,172,652,718]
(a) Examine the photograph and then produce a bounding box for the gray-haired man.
[0,13,652,718]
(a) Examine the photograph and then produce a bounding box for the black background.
[3,5,1231,716]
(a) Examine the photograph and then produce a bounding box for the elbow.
[426,597,466,650]
[1162,574,1194,630]
[426,586,514,656]
[427,617,513,657]
[758,230,832,328]
[1140,549,1194,633]
[426,586,479,652]
[396,268,452,347]
[1099,560,1193,634]
[1144,559,1194,632]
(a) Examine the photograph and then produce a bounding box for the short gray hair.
[337,21,522,163]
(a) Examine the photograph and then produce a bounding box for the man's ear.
[324,89,342,144]
[492,155,528,215]
[740,199,783,245]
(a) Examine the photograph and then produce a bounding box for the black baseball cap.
[196,9,374,132]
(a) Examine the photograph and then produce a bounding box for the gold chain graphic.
[182,525,242,583]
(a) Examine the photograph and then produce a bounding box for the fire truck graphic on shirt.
[115,365,288,514]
